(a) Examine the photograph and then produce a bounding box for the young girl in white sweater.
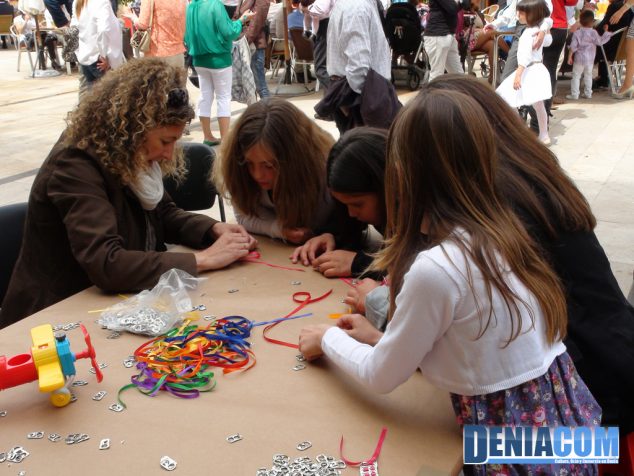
[299,89,601,475]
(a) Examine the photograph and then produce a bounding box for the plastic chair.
[163,143,226,222]
[481,4,499,23]
[269,37,286,78]
[9,24,34,73]
[598,27,628,95]
[0,203,28,307]
[289,27,318,92]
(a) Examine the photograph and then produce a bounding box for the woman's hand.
[513,72,522,90]
[194,232,251,271]
[337,314,383,346]
[211,222,258,249]
[609,6,626,24]
[343,278,381,313]
[311,250,355,277]
[298,324,331,360]
[282,227,314,244]
[241,9,256,23]
[290,233,335,266]
[97,56,110,72]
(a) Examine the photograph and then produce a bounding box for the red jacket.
[551,0,578,29]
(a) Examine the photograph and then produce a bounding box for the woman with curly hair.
[213,98,335,245]
[0,59,257,328]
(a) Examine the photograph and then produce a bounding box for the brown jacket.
[0,142,217,328]
[235,0,270,49]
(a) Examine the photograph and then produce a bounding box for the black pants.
[313,18,330,90]
[25,32,59,69]
[43,0,73,27]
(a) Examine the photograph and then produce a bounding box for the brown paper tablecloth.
[0,238,462,475]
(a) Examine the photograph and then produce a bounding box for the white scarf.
[129,161,165,211]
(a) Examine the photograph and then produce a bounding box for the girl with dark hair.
[496,0,553,144]
[290,127,387,278]
[299,89,600,475]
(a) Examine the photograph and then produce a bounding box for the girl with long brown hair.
[299,89,600,475]
[426,75,634,436]
[214,98,335,244]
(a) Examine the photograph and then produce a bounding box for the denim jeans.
[80,61,105,85]
[250,48,269,98]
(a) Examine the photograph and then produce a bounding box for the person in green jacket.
[185,0,254,145]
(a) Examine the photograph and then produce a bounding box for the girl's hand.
[532,30,546,49]
[282,227,314,244]
[513,74,521,90]
[337,314,383,346]
[567,53,573,65]
[311,250,356,277]
[290,233,335,265]
[343,278,382,313]
[298,324,331,360]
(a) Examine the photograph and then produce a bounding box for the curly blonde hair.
[213,98,334,229]
[63,58,195,185]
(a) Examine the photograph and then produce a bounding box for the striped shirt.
[326,0,391,93]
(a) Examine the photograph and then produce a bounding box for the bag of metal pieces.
[98,269,205,336]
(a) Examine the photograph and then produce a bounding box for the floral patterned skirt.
[451,352,602,476]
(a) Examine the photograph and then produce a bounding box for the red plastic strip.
[262,289,334,349]
[340,427,388,466]
[241,251,305,272]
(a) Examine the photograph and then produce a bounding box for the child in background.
[566,10,614,99]
[496,0,553,145]
[299,89,601,475]
[213,98,334,245]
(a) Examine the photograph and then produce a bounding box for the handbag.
[130,0,154,53]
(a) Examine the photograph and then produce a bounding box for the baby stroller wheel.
[480,60,489,78]
[407,70,421,90]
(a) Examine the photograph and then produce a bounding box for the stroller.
[385,2,430,91]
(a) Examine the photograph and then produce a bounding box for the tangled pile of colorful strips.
[118,316,257,405]
[117,288,333,405]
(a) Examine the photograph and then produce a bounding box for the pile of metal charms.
[105,307,175,336]
[256,453,346,476]
[117,317,256,405]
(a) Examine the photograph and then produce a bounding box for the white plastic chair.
[9,24,34,73]
[598,27,628,94]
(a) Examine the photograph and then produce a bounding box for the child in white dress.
[496,0,553,145]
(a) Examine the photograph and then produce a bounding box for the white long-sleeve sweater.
[322,233,566,396]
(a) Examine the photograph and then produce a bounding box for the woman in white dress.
[496,0,552,144]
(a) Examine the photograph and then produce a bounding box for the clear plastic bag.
[98,269,205,336]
